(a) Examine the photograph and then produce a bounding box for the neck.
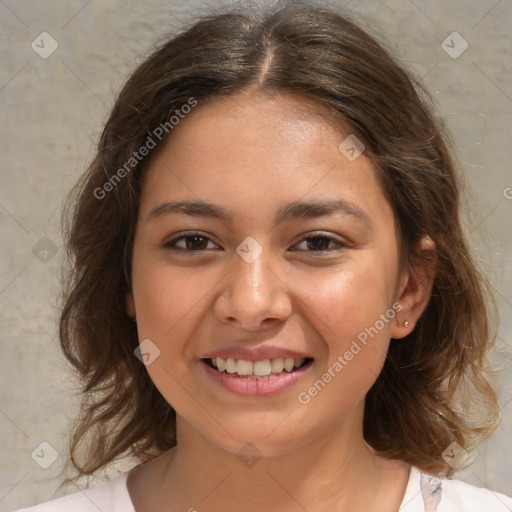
[127,402,410,512]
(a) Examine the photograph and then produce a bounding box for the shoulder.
[13,472,135,512]
[400,466,512,511]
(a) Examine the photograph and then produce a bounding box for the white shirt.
[15,465,512,511]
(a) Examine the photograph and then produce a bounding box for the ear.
[391,235,436,339]
[126,291,136,320]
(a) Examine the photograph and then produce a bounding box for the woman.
[17,1,512,510]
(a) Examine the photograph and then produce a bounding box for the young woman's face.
[128,92,410,457]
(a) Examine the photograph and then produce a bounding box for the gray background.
[1,0,511,510]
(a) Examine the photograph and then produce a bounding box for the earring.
[403,320,409,328]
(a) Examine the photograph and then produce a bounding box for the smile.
[201,356,313,395]
[208,356,309,377]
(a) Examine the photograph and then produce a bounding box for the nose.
[213,247,293,331]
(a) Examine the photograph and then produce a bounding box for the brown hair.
[60,0,500,479]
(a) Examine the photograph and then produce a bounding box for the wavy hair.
[59,0,500,479]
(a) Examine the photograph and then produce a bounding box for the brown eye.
[292,234,347,252]
[164,232,220,251]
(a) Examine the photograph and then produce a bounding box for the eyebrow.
[146,199,371,225]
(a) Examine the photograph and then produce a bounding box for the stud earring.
[403,320,409,328]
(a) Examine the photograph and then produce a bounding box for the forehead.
[140,91,392,226]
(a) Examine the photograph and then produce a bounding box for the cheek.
[130,264,215,411]
[291,269,395,424]
[133,264,212,343]
[297,261,395,346]
[136,268,197,317]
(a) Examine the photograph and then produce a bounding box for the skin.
[125,90,435,512]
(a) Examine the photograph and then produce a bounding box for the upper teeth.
[211,357,305,376]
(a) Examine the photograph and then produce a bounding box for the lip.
[201,345,311,361]
[200,358,313,396]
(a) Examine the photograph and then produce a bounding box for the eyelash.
[162,231,348,253]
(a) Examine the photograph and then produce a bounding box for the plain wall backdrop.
[1,0,511,510]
